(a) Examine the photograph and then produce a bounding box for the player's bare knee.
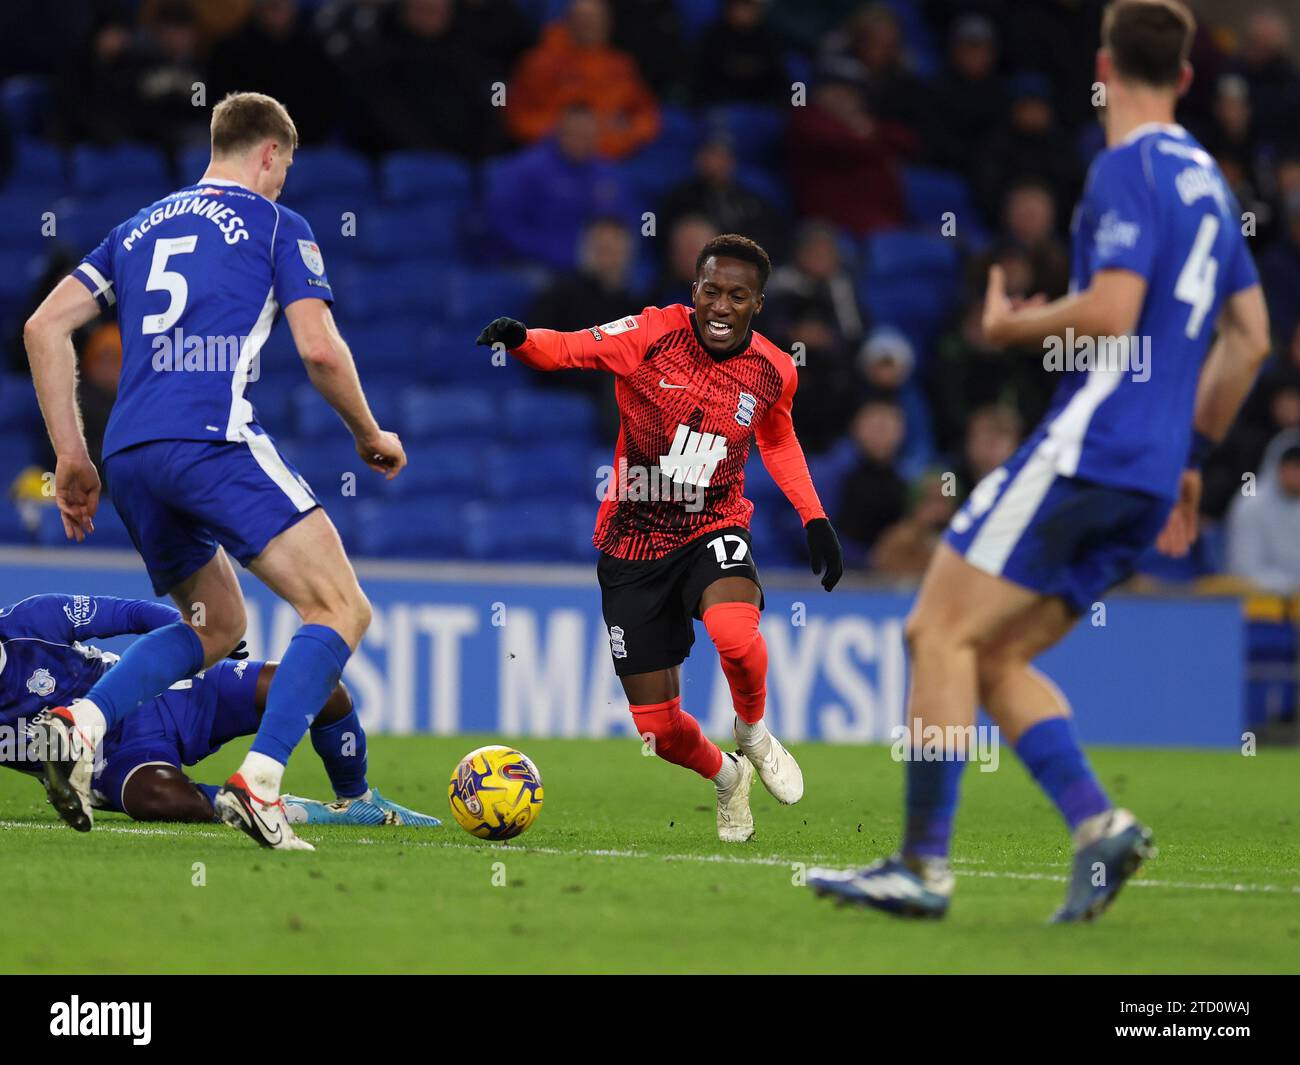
[124,769,213,822]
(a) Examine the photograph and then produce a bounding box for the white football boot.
[34,706,100,832]
[216,773,315,851]
[733,717,804,804]
[715,752,755,843]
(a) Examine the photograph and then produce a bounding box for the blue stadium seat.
[352,499,469,559]
[280,436,368,496]
[36,500,135,549]
[0,375,43,433]
[743,450,787,507]
[483,443,597,502]
[357,205,463,261]
[734,163,790,212]
[0,500,32,544]
[501,389,598,443]
[287,146,373,201]
[291,383,348,439]
[0,432,41,485]
[1,77,52,138]
[702,104,786,164]
[656,105,703,153]
[380,151,474,204]
[56,194,155,252]
[865,231,960,279]
[0,191,59,255]
[448,268,541,325]
[385,441,487,499]
[71,144,170,198]
[399,386,498,440]
[342,262,433,318]
[177,144,209,186]
[464,501,591,561]
[6,139,66,195]
[901,167,975,229]
[345,318,425,372]
[0,250,44,317]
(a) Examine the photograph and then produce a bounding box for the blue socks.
[250,624,352,766]
[902,757,966,860]
[86,622,205,728]
[1014,717,1110,830]
[311,708,369,799]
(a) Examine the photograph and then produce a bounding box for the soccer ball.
[447,745,544,840]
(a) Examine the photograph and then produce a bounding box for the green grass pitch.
[1,737,1296,974]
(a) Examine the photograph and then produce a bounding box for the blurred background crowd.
[1,0,1300,595]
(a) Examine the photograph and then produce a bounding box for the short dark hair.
[211,92,298,155]
[1102,0,1195,88]
[695,234,772,291]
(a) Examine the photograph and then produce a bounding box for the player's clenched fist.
[476,317,527,349]
[357,429,407,480]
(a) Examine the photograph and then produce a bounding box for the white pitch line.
[4,819,1294,896]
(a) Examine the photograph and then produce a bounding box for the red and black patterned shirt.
[509,304,826,561]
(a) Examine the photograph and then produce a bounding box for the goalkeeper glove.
[805,518,844,591]
[228,640,250,661]
[476,317,527,349]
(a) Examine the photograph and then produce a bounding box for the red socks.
[702,602,767,724]
[630,696,723,779]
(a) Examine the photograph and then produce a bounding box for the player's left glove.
[475,317,527,350]
[228,640,250,661]
[805,518,843,591]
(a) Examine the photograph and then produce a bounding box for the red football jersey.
[510,304,826,561]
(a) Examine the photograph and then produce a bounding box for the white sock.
[238,751,285,801]
[69,699,107,747]
[713,752,740,791]
[733,716,768,747]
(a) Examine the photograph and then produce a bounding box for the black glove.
[805,517,843,591]
[476,317,527,349]
[228,640,250,661]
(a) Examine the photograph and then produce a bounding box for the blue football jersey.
[0,594,182,760]
[74,179,333,459]
[1033,122,1260,501]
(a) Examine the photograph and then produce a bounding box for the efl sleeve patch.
[599,316,639,336]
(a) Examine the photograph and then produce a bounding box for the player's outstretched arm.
[24,277,104,541]
[475,312,651,376]
[981,264,1147,349]
[285,298,406,480]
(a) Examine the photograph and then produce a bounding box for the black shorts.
[597,526,764,677]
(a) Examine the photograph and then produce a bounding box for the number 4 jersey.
[1041,122,1259,501]
[507,304,826,561]
[74,179,333,459]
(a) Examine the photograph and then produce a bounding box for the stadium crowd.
[1,0,1300,592]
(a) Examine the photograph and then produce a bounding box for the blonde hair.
[210,92,298,156]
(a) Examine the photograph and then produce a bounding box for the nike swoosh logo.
[720,562,750,569]
[659,378,688,389]
[250,800,283,845]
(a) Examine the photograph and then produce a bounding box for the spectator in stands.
[610,0,688,100]
[953,403,1022,499]
[765,220,864,346]
[506,0,660,159]
[824,3,929,132]
[692,0,787,105]
[57,2,209,152]
[532,217,646,333]
[786,65,916,236]
[836,397,909,559]
[1260,188,1300,348]
[856,326,934,477]
[927,13,1003,173]
[783,312,859,455]
[343,0,495,157]
[486,105,633,271]
[1227,430,1300,594]
[659,134,788,259]
[1002,179,1070,299]
[209,0,339,145]
[871,469,957,578]
[1230,9,1300,151]
[974,71,1079,228]
[652,214,719,306]
[457,0,535,86]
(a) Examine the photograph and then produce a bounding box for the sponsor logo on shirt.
[1095,210,1141,258]
[62,596,98,628]
[659,423,728,488]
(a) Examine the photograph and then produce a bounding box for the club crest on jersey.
[62,596,98,628]
[26,668,56,698]
[298,239,325,276]
[609,625,628,659]
[734,392,757,427]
